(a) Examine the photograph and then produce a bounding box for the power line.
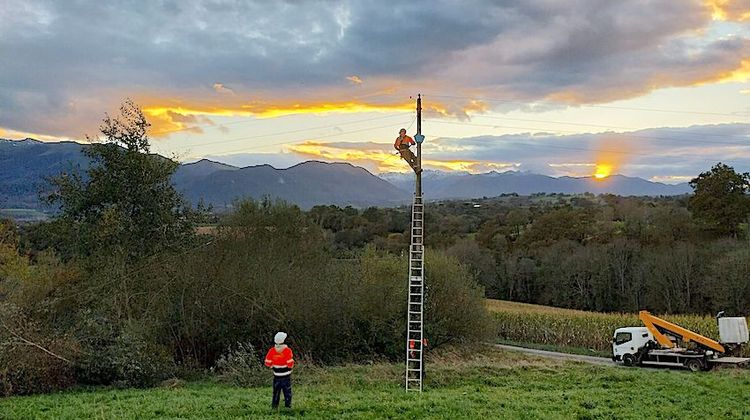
[148,108,396,137]
[420,129,742,165]
[423,93,750,118]
[183,112,410,150]
[420,119,750,164]
[424,119,750,149]
[468,114,750,141]
[191,118,413,157]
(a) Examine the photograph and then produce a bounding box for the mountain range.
[1,138,691,212]
[380,170,692,198]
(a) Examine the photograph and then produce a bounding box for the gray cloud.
[272,123,750,180]
[425,123,750,179]
[0,0,747,137]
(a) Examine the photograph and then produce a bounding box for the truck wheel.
[685,359,702,372]
[622,354,636,367]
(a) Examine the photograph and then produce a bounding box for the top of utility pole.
[415,94,422,197]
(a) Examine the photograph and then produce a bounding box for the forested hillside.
[304,185,750,315]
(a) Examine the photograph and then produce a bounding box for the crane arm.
[639,311,725,354]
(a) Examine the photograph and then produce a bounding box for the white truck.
[612,311,750,371]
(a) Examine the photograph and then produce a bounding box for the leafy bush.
[0,303,76,396]
[213,342,267,387]
[74,315,173,388]
[425,250,492,347]
[141,200,491,366]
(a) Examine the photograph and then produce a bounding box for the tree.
[446,238,497,294]
[688,163,750,237]
[47,100,197,265]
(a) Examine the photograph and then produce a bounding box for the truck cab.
[612,326,652,366]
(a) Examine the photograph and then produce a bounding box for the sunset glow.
[287,141,520,173]
[2,1,750,182]
[594,164,613,180]
[706,0,750,21]
[142,100,419,137]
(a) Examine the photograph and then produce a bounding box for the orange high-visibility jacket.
[394,135,415,150]
[264,345,295,376]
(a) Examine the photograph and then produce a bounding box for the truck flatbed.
[709,356,750,365]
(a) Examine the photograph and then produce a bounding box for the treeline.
[0,102,488,396]
[306,166,750,315]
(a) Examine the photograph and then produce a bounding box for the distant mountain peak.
[184,158,239,169]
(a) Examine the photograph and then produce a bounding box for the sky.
[1,0,749,182]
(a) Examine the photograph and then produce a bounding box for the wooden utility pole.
[405,94,425,392]
[415,94,423,196]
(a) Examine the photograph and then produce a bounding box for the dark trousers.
[272,375,292,408]
[399,147,420,172]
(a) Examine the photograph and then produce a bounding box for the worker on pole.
[264,332,295,409]
[394,128,421,174]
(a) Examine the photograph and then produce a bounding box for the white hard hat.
[274,332,287,344]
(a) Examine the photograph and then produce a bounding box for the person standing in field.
[264,332,295,409]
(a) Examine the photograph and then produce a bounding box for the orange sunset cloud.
[286,141,519,173]
[143,100,418,137]
[706,0,750,21]
[139,93,472,138]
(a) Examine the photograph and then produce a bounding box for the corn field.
[488,299,747,355]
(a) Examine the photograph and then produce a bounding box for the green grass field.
[2,348,749,419]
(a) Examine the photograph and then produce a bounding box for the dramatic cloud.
[1,0,748,138]
[286,140,520,173]
[142,97,418,136]
[280,124,750,181]
[706,0,750,20]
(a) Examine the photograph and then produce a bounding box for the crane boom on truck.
[613,311,749,372]
[639,311,725,353]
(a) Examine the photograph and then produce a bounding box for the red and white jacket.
[264,344,295,376]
